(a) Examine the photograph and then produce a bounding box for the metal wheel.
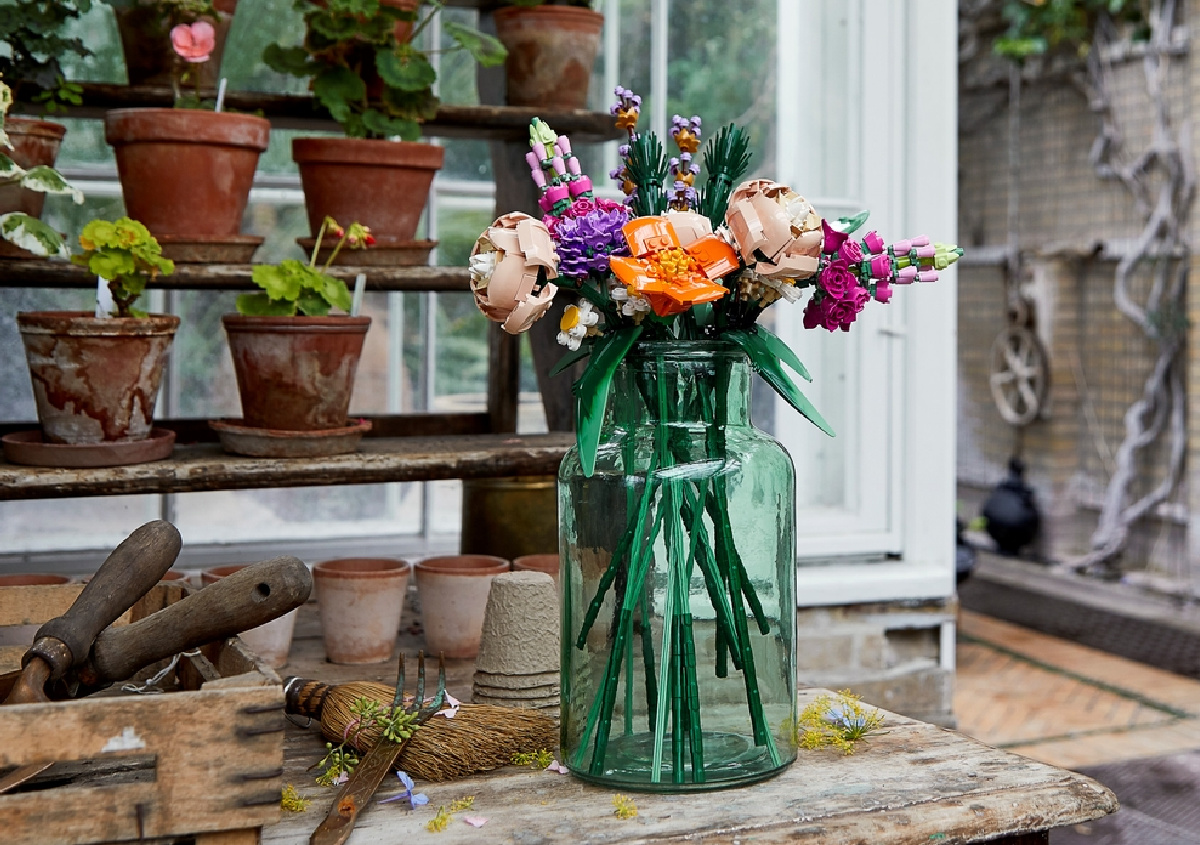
[988,326,1048,426]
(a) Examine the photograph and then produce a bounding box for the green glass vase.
[558,340,797,791]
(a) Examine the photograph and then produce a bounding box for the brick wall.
[956,24,1191,579]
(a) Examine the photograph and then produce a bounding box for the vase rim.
[628,339,746,358]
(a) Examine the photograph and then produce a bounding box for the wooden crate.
[0,582,284,845]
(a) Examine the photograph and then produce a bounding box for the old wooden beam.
[0,433,573,500]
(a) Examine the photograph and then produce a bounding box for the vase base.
[565,730,794,793]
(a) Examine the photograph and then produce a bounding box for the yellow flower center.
[653,248,699,280]
[560,305,581,331]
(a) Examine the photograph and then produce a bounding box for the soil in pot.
[313,558,411,664]
[0,117,67,219]
[202,564,297,668]
[17,312,180,444]
[221,315,371,432]
[494,6,604,109]
[292,137,444,247]
[413,555,509,659]
[106,109,270,244]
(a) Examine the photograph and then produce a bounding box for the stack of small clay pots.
[472,570,560,721]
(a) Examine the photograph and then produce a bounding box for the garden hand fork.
[310,652,446,845]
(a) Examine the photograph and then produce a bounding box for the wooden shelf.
[18,84,625,142]
[0,260,471,292]
[0,432,573,501]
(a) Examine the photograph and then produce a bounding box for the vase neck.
[612,342,751,427]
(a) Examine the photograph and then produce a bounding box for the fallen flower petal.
[546,760,569,774]
[462,816,489,828]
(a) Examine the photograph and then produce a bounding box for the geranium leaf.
[236,292,297,316]
[297,291,332,316]
[262,44,315,77]
[0,213,68,258]
[312,66,366,124]
[726,329,833,436]
[0,152,22,180]
[361,108,421,141]
[253,262,304,302]
[444,20,507,67]
[377,45,436,92]
[573,324,643,477]
[20,165,83,203]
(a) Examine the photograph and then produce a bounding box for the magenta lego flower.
[170,21,216,63]
[838,238,863,264]
[379,770,428,808]
[819,260,857,301]
[821,218,849,256]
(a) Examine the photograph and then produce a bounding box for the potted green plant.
[11,217,180,466]
[0,77,84,258]
[105,17,270,262]
[0,0,90,243]
[213,217,376,456]
[263,0,505,263]
[103,0,239,90]
[493,1,603,109]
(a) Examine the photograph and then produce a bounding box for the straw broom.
[285,677,559,781]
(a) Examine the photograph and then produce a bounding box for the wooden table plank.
[265,682,1117,845]
[0,261,472,292]
[0,433,573,500]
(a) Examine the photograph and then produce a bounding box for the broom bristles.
[295,679,559,782]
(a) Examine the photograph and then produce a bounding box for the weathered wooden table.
[264,604,1117,845]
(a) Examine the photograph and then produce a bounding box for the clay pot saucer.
[156,234,263,264]
[295,236,437,267]
[2,428,175,468]
[209,419,371,458]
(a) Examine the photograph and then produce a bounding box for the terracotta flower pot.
[17,311,180,444]
[202,564,297,668]
[114,0,238,89]
[292,137,444,246]
[106,109,270,239]
[413,555,509,659]
[313,558,411,664]
[0,117,67,220]
[221,315,371,431]
[512,554,560,591]
[493,6,604,109]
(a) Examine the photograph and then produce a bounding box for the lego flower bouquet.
[470,87,961,790]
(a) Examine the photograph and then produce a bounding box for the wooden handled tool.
[311,653,446,845]
[72,555,312,693]
[3,520,182,705]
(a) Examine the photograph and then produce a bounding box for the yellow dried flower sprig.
[784,689,885,754]
[281,783,311,812]
[612,794,638,820]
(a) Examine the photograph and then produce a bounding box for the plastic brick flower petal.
[610,215,732,318]
[726,180,823,281]
[170,21,216,63]
[557,301,600,351]
[546,760,570,774]
[470,213,560,335]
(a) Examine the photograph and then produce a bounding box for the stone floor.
[955,609,1200,843]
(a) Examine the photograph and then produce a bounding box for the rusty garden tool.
[0,555,311,794]
[0,520,181,793]
[310,652,447,845]
[2,519,182,706]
